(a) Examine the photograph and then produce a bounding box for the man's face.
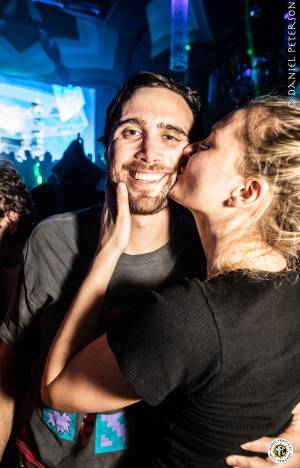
[107,86,194,215]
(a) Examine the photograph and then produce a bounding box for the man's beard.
[108,160,176,215]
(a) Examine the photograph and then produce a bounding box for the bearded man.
[0,72,203,468]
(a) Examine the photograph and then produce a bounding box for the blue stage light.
[0,77,95,161]
[0,103,24,134]
[170,0,190,72]
[52,85,86,123]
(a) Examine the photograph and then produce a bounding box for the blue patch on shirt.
[42,407,77,441]
[95,411,128,454]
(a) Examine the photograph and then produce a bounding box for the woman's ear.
[231,179,270,207]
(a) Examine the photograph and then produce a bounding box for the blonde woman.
[42,96,300,467]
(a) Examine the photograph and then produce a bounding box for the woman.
[41,96,300,466]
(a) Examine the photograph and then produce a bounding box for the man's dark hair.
[0,161,33,219]
[102,71,203,148]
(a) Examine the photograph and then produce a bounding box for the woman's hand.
[99,182,131,254]
[226,403,300,467]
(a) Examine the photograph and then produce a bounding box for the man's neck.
[124,207,171,255]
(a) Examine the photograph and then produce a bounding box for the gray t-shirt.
[0,205,203,467]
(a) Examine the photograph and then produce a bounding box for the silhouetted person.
[21,151,36,189]
[30,183,60,222]
[53,137,103,211]
[39,151,54,183]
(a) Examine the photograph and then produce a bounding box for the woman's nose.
[183,143,196,158]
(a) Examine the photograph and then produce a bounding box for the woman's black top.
[108,270,300,467]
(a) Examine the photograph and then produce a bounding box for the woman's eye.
[199,142,211,150]
[122,128,142,138]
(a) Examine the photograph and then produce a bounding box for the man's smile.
[129,170,168,183]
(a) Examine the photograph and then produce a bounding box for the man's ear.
[231,179,270,207]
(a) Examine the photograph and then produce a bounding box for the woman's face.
[169,111,246,218]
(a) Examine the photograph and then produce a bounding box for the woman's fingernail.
[226,455,237,465]
[117,182,126,192]
[240,442,251,449]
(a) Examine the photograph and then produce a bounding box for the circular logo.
[268,438,294,464]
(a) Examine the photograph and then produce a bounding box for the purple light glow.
[170,0,190,72]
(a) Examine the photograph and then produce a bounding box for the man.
[0,72,204,468]
[0,162,33,321]
[0,73,298,467]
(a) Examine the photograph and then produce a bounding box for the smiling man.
[0,73,204,468]
[107,86,193,216]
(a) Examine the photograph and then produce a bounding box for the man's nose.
[135,137,161,163]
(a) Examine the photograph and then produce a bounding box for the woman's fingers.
[241,419,300,453]
[227,447,300,468]
[97,183,131,252]
[240,437,271,453]
[98,203,112,251]
[113,182,131,251]
[227,454,300,468]
[292,402,300,415]
[226,455,270,467]
[116,182,130,222]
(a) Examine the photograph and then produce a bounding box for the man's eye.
[122,128,142,138]
[162,134,179,142]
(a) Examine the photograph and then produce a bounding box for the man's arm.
[226,403,300,467]
[0,341,17,461]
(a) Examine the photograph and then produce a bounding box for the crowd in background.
[0,138,106,323]
[0,138,106,222]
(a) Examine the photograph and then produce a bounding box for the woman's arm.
[41,183,140,411]
[42,333,140,412]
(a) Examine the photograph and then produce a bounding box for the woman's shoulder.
[199,269,300,318]
[203,268,300,290]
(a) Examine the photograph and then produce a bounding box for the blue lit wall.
[0,76,95,161]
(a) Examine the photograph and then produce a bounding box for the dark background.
[0,0,299,172]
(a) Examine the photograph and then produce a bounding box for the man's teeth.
[133,172,165,182]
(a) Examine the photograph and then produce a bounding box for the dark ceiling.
[0,0,297,125]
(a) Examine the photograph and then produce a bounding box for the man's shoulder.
[29,205,101,246]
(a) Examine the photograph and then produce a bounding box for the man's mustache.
[120,161,178,175]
